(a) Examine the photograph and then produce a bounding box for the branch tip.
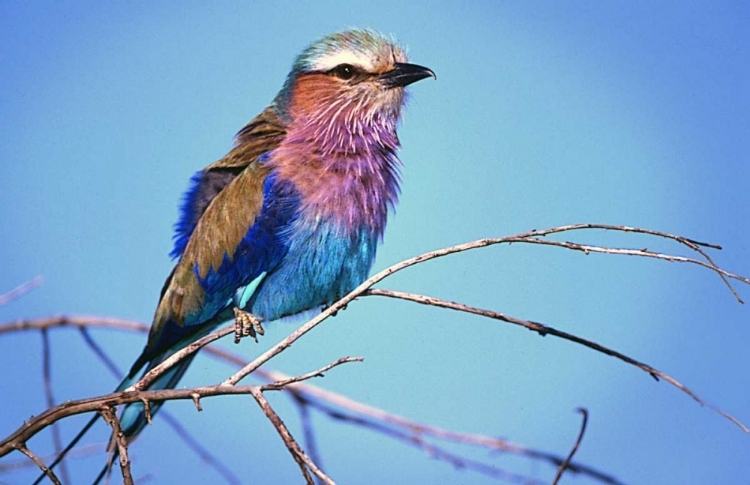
[192,393,203,412]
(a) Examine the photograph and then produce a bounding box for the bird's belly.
[249,223,378,321]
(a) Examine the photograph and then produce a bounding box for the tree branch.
[552,408,589,485]
[363,288,749,432]
[1,223,747,483]
[98,407,134,485]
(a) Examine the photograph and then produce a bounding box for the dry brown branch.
[1,223,747,483]
[363,288,749,432]
[249,387,318,485]
[0,316,617,483]
[98,407,133,485]
[225,223,746,387]
[552,408,589,485]
[39,327,238,485]
[15,445,60,485]
[0,357,358,460]
[129,325,234,392]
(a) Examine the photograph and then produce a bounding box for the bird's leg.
[233,308,264,344]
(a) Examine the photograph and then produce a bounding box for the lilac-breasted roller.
[44,28,433,482]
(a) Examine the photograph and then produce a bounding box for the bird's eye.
[330,64,356,80]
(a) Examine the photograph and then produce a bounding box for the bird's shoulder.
[171,107,287,258]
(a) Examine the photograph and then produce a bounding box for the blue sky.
[1,2,749,484]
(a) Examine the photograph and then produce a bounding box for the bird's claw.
[325,303,348,317]
[233,308,264,344]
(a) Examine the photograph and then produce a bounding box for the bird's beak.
[380,62,436,88]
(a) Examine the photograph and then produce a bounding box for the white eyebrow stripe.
[311,50,375,72]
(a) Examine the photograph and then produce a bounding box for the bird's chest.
[266,147,398,239]
[250,217,378,320]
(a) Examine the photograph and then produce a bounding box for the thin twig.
[130,325,234,392]
[553,408,589,485]
[262,357,363,390]
[364,288,749,433]
[15,445,61,485]
[291,395,324,481]
[0,276,43,306]
[40,329,69,483]
[99,407,134,485]
[249,387,321,485]
[0,443,103,473]
[504,236,747,301]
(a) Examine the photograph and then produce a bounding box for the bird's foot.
[325,303,348,317]
[233,308,264,344]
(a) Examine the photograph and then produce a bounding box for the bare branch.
[0,355,360,460]
[99,407,134,485]
[15,445,60,485]
[249,387,319,485]
[130,326,234,392]
[1,313,598,480]
[1,223,747,483]
[553,408,589,485]
[262,357,364,391]
[0,315,148,336]
[364,288,749,433]
[77,326,240,484]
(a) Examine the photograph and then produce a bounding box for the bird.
[39,28,434,483]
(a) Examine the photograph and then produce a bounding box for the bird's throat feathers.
[266,74,403,239]
[285,73,405,156]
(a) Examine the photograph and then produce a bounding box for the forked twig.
[15,445,60,485]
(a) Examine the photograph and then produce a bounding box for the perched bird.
[41,28,433,482]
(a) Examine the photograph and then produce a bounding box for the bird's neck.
[267,118,401,239]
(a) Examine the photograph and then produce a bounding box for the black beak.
[380,62,436,88]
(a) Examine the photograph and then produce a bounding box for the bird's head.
[273,29,435,153]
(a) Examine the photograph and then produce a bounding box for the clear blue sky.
[2,2,749,484]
